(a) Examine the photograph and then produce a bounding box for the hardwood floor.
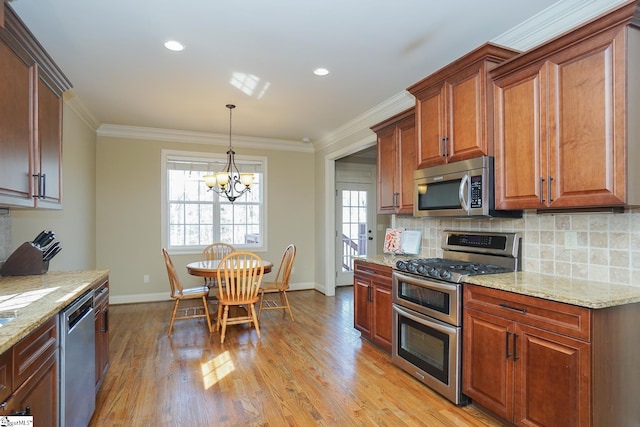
[90,287,506,426]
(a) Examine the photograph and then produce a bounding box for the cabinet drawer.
[354,260,392,280]
[13,317,58,387]
[464,284,591,341]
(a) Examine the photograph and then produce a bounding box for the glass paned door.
[336,182,374,285]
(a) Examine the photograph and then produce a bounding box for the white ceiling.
[8,0,588,145]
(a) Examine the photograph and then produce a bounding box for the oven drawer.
[463,284,591,341]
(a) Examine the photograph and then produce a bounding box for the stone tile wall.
[0,211,10,263]
[395,209,640,287]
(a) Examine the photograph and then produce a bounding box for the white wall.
[8,103,97,271]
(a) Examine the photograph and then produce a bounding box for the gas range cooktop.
[395,258,513,283]
[393,230,522,283]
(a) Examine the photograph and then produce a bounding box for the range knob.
[396,260,407,271]
[440,269,452,281]
[427,267,439,277]
[407,262,417,273]
[416,264,428,275]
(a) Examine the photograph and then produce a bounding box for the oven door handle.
[393,304,458,335]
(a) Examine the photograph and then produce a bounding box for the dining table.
[186,259,273,278]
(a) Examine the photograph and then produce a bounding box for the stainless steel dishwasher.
[59,290,96,427]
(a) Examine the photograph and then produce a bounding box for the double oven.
[391,230,521,405]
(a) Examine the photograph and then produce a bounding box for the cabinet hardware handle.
[539,177,545,203]
[12,406,30,416]
[103,308,109,332]
[393,192,399,209]
[506,331,512,359]
[41,173,46,198]
[513,333,519,361]
[32,173,41,199]
[499,303,527,314]
[441,137,449,157]
[548,176,553,203]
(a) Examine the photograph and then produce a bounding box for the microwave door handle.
[459,174,470,211]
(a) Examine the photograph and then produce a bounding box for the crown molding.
[96,123,314,153]
[63,90,101,131]
[313,91,415,152]
[492,0,627,50]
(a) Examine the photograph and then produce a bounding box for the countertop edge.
[355,256,640,309]
[0,269,110,354]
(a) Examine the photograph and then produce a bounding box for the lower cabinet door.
[514,324,591,427]
[371,281,392,351]
[3,350,57,426]
[463,308,514,421]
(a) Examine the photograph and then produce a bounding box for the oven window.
[399,281,451,315]
[397,314,449,385]
[417,179,462,210]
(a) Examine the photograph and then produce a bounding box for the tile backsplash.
[395,209,640,287]
[0,210,10,263]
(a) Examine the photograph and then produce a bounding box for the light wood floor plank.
[90,287,507,426]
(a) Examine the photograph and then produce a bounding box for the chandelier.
[203,104,254,203]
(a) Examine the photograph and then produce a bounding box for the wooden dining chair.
[201,242,236,289]
[162,248,213,335]
[258,244,297,321]
[215,251,264,344]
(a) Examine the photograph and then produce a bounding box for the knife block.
[0,242,49,276]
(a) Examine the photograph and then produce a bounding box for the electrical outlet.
[564,231,578,250]
[143,274,150,283]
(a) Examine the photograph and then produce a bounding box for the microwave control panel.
[470,175,482,207]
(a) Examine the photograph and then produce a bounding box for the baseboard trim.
[110,282,319,305]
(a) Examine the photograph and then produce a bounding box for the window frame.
[161,149,268,255]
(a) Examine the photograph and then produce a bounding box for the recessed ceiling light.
[164,40,185,52]
[313,68,330,76]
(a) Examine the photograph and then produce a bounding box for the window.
[162,150,266,253]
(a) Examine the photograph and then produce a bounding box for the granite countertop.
[356,255,640,309]
[0,270,109,354]
[355,254,410,269]
[463,272,640,309]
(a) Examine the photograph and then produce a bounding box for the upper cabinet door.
[416,84,447,168]
[396,115,416,215]
[492,19,631,210]
[0,36,36,207]
[493,63,546,210]
[546,30,626,208]
[446,67,487,164]
[35,70,63,208]
[376,127,397,214]
[409,43,520,170]
[372,108,416,215]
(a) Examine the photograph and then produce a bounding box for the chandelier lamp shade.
[203,104,254,203]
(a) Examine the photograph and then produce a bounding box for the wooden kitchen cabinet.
[463,283,640,427]
[0,316,58,424]
[371,108,416,214]
[407,43,519,169]
[94,279,110,392]
[0,3,70,209]
[491,1,640,210]
[353,260,392,352]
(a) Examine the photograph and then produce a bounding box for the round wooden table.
[186,259,273,278]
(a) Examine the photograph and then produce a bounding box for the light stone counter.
[464,271,640,309]
[357,256,640,309]
[0,269,109,354]
[355,254,412,269]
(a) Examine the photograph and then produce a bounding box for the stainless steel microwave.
[413,156,521,218]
